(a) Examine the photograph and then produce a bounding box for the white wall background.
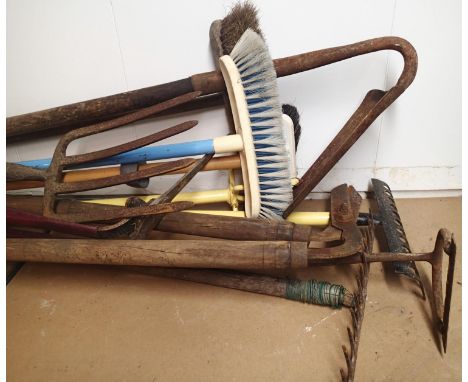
[6,0,461,197]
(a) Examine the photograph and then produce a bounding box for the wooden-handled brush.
[218,29,292,218]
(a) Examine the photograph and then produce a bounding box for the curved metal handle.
[283,37,418,217]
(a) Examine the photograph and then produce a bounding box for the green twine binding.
[285,279,346,308]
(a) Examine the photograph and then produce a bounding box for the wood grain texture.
[6,239,309,270]
[5,195,313,241]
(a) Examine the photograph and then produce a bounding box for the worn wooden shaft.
[6,195,115,216]
[157,212,313,241]
[6,180,44,190]
[7,208,98,237]
[6,239,309,270]
[6,37,416,141]
[131,267,287,296]
[6,78,196,141]
[308,252,432,265]
[6,228,52,239]
[6,163,45,182]
[5,196,313,241]
[126,267,354,307]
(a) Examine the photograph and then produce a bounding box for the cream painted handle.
[212,135,244,153]
[187,210,330,226]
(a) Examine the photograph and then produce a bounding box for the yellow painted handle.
[85,195,329,226]
[84,185,328,225]
[85,188,241,206]
[187,210,330,226]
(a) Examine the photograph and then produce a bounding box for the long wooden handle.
[6,37,416,142]
[6,163,46,182]
[6,78,196,141]
[6,239,309,270]
[127,267,354,308]
[6,208,99,237]
[5,195,314,242]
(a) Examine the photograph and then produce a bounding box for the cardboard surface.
[6,198,462,381]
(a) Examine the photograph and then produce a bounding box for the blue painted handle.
[18,139,216,170]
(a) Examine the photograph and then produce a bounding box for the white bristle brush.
[220,28,293,219]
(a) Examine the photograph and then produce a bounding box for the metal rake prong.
[58,91,201,144]
[342,345,351,370]
[441,231,457,353]
[62,120,197,168]
[371,178,425,297]
[340,368,346,382]
[339,230,371,382]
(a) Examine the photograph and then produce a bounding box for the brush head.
[281,104,301,151]
[220,29,293,220]
[220,1,263,55]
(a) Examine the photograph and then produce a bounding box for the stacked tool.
[6,2,457,380]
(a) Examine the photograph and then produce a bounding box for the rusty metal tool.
[372,178,426,297]
[282,39,417,217]
[6,205,191,238]
[9,92,204,225]
[6,92,214,242]
[309,227,456,353]
[340,257,369,381]
[5,193,379,242]
[128,153,214,239]
[5,227,455,352]
[5,159,209,240]
[5,184,456,351]
[340,216,372,381]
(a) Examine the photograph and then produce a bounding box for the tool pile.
[6,2,456,380]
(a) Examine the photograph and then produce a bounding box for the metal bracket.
[121,162,149,188]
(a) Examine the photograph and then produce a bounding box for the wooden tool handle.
[5,196,314,241]
[6,163,46,181]
[127,267,355,307]
[6,239,309,270]
[7,208,98,237]
[130,267,288,297]
[6,78,196,141]
[157,212,312,241]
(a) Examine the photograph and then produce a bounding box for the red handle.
[6,208,98,237]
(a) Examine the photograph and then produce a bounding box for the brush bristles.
[282,104,301,151]
[221,1,263,55]
[230,29,293,220]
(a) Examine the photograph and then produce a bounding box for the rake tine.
[62,120,197,168]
